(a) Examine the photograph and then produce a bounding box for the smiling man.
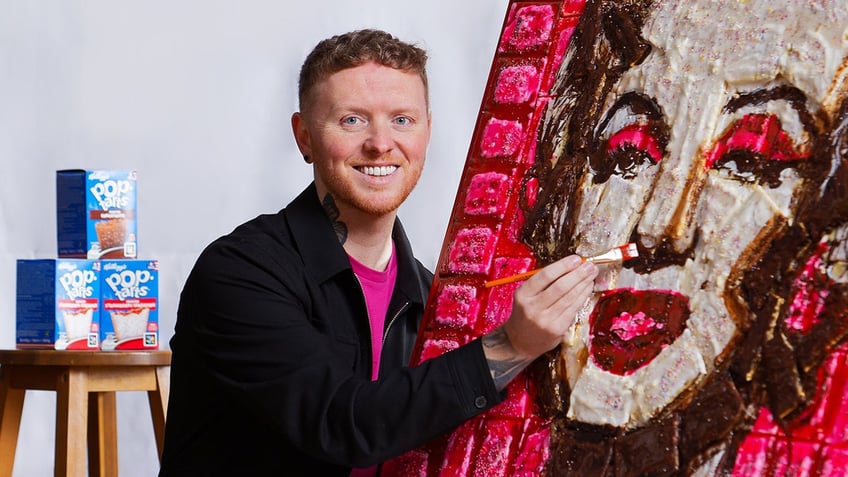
[159,29,598,476]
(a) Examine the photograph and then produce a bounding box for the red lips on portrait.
[589,288,690,376]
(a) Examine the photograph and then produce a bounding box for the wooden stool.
[0,349,171,477]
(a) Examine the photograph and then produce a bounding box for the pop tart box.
[56,169,138,259]
[16,259,100,350]
[99,259,159,350]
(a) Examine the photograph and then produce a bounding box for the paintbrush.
[483,242,639,288]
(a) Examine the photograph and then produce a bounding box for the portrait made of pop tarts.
[383,0,848,476]
[525,0,848,474]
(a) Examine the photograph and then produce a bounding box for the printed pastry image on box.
[16,259,100,350]
[100,259,159,350]
[56,169,138,259]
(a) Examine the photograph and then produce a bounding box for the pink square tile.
[494,64,542,105]
[447,227,498,275]
[480,118,524,160]
[434,284,480,330]
[499,4,555,52]
[464,172,511,217]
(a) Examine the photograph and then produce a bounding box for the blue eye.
[395,116,411,126]
[342,117,360,125]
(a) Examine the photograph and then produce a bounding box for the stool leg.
[55,368,88,477]
[148,365,170,461]
[0,368,25,477]
[88,392,118,477]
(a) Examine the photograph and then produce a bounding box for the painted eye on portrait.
[707,86,816,189]
[592,92,668,183]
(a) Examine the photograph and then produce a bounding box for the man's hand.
[481,255,597,390]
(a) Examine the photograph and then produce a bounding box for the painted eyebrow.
[723,85,817,137]
[596,91,664,136]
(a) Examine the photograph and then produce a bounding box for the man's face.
[293,62,431,217]
[560,0,848,429]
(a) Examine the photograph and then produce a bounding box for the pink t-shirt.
[348,244,397,477]
[348,245,398,380]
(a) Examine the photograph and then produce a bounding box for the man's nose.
[363,123,394,155]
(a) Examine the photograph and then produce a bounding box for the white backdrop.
[0,1,509,475]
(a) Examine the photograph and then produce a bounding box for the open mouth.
[589,288,690,376]
[357,165,398,177]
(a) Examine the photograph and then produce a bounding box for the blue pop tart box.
[16,259,101,350]
[56,169,138,259]
[99,259,159,350]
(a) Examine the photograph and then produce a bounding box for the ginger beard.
[313,153,423,217]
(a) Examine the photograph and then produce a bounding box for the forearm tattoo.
[322,193,348,244]
[481,327,535,391]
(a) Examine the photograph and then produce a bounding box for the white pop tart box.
[99,259,159,350]
[16,259,101,350]
[56,169,138,259]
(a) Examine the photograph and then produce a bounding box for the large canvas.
[382,0,848,475]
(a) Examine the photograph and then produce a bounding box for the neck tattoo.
[322,193,348,244]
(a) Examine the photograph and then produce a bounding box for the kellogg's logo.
[105,269,154,300]
[103,262,126,272]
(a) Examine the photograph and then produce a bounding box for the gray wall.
[0,1,508,474]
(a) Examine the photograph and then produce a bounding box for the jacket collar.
[284,182,429,307]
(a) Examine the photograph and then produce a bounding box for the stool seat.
[0,349,171,477]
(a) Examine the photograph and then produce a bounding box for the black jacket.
[159,183,501,476]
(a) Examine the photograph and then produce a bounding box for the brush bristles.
[622,242,638,259]
[587,243,639,264]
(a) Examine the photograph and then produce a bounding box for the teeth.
[361,166,397,177]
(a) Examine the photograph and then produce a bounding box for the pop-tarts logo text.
[59,268,97,300]
[90,179,133,210]
[103,262,155,300]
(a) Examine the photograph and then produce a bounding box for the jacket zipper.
[354,272,410,373]
[383,301,410,345]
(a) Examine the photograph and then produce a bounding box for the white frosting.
[62,309,93,340]
[568,328,706,426]
[575,175,649,255]
[111,308,149,341]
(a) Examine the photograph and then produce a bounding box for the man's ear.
[291,112,312,161]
